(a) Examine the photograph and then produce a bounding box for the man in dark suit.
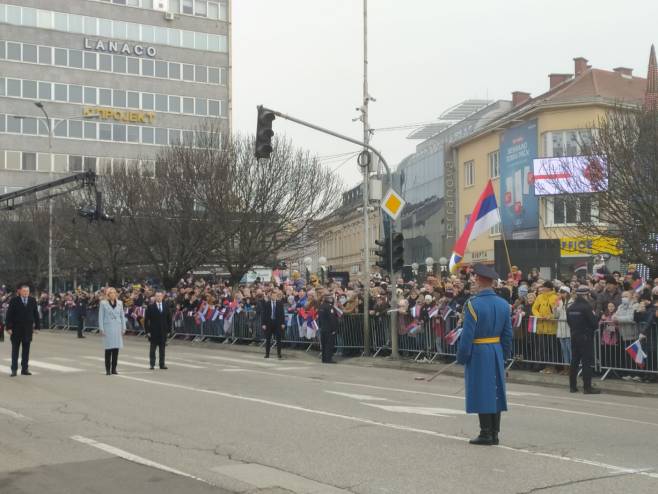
[144,290,172,370]
[5,283,40,377]
[261,290,285,359]
[318,294,339,363]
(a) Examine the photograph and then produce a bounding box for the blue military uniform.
[456,263,513,445]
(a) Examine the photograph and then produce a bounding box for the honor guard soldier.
[457,264,513,445]
[566,285,601,394]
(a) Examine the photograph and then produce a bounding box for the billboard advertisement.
[500,120,539,239]
[533,156,608,195]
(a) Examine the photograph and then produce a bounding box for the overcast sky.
[231,0,657,189]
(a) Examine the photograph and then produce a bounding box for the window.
[169,62,181,80]
[0,41,5,59]
[6,151,21,170]
[38,46,52,64]
[489,223,501,236]
[155,61,168,78]
[69,85,83,103]
[543,129,594,157]
[113,124,126,142]
[54,84,68,101]
[7,42,21,61]
[195,65,207,83]
[99,157,113,175]
[37,10,53,29]
[113,90,127,108]
[53,154,68,172]
[127,125,140,143]
[22,80,37,99]
[208,99,220,117]
[69,155,83,172]
[99,53,112,71]
[84,86,97,104]
[99,123,112,141]
[54,119,67,137]
[22,118,37,135]
[169,128,181,145]
[69,120,83,139]
[208,2,220,19]
[7,115,21,133]
[83,51,97,70]
[127,91,140,108]
[155,94,168,112]
[54,48,68,66]
[7,78,21,97]
[113,55,127,73]
[195,0,207,16]
[69,49,83,68]
[168,96,180,113]
[37,153,51,172]
[548,196,597,226]
[99,18,112,37]
[487,151,499,179]
[183,64,194,81]
[142,93,154,110]
[155,127,168,145]
[196,97,207,116]
[127,57,140,75]
[38,82,51,100]
[208,67,220,84]
[84,121,98,139]
[183,0,194,14]
[142,160,156,178]
[142,59,154,77]
[142,127,154,144]
[113,159,126,175]
[22,44,37,63]
[99,88,112,106]
[464,160,475,187]
[22,153,37,171]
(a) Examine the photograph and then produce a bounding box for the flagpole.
[491,179,513,277]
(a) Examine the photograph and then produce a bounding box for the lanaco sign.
[84,38,157,57]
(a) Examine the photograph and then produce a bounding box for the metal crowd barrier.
[597,321,657,380]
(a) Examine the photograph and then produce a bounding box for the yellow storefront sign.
[83,107,156,123]
[560,236,622,258]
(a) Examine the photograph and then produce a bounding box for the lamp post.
[439,257,448,278]
[318,256,327,285]
[426,257,435,275]
[303,256,313,283]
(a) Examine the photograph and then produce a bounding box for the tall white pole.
[361,0,371,355]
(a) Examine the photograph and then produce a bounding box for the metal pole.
[361,0,371,356]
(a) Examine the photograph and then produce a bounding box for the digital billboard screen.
[532,156,607,195]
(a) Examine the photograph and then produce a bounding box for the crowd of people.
[1,262,656,378]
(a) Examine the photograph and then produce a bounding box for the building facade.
[0,0,230,192]
[453,57,645,278]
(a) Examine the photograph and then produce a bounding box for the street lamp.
[411,262,419,280]
[303,256,313,282]
[318,256,327,285]
[425,257,435,274]
[439,257,448,278]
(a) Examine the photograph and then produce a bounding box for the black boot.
[569,368,578,393]
[104,350,111,375]
[470,414,494,445]
[491,413,501,445]
[583,376,601,394]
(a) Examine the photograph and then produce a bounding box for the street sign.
[381,189,405,220]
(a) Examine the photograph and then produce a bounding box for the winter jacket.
[613,301,637,341]
[532,290,558,335]
[554,298,571,339]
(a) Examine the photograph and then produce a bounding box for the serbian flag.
[626,340,647,368]
[445,327,463,346]
[527,316,538,334]
[632,278,644,294]
[409,305,419,319]
[428,307,439,319]
[449,180,501,273]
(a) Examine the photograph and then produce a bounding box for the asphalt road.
[1,331,658,494]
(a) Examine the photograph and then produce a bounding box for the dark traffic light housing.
[374,232,404,273]
[255,105,275,159]
[391,233,404,272]
[374,238,389,271]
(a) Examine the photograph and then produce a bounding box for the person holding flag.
[456,264,513,446]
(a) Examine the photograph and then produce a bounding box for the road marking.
[362,403,464,417]
[507,391,541,397]
[3,359,82,373]
[184,354,278,368]
[50,357,76,362]
[71,435,212,484]
[117,375,658,481]
[221,368,247,372]
[0,406,31,421]
[272,366,308,371]
[124,357,205,369]
[83,357,147,369]
[325,391,389,401]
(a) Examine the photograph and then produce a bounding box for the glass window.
[183,0,194,14]
[69,155,83,172]
[169,62,181,79]
[84,157,96,173]
[7,42,21,61]
[170,0,181,14]
[208,100,220,117]
[169,128,181,145]
[195,65,207,83]
[142,93,154,110]
[127,125,140,143]
[99,88,112,106]
[126,22,140,41]
[113,21,127,39]
[113,159,126,175]
[7,115,21,133]
[99,123,112,141]
[22,118,37,135]
[38,46,52,65]
[53,154,68,172]
[113,55,127,73]
[155,61,168,78]
[155,27,168,45]
[99,157,112,175]
[155,94,168,112]
[553,198,565,224]
[97,54,112,72]
[196,97,207,116]
[464,160,475,187]
[38,82,52,100]
[54,48,67,66]
[23,44,37,63]
[168,28,180,46]
[127,57,140,75]
[38,120,49,136]
[142,59,154,76]
[155,127,168,145]
[54,119,67,137]
[182,31,195,49]
[99,18,113,37]
[22,80,37,99]
[84,87,97,104]
[69,120,83,139]
[127,91,140,108]
[0,41,5,59]
[83,16,97,35]
[488,151,499,178]
[84,51,97,70]
[113,124,126,142]
[208,2,220,19]
[194,32,207,51]
[69,85,83,103]
[142,160,156,178]
[142,127,154,144]
[195,0,208,16]
[54,84,67,102]
[84,121,97,140]
[142,25,155,43]
[183,97,194,114]
[0,78,3,97]
[7,78,21,97]
[37,153,51,172]
[22,8,37,27]
[69,50,83,68]
[208,34,222,52]
[113,90,127,108]
[0,114,4,132]
[22,152,37,171]
[69,15,84,34]
[183,64,194,81]
[6,151,21,170]
[54,12,68,31]
[208,67,220,84]
[169,96,180,113]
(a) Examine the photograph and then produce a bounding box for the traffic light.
[255,105,275,159]
[391,233,404,272]
[374,237,389,271]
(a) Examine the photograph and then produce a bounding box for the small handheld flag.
[527,316,538,334]
[445,327,463,346]
[625,339,647,368]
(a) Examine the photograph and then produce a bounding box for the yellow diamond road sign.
[381,189,405,220]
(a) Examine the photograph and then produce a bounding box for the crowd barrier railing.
[597,321,657,380]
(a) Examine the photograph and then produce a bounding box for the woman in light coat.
[99,287,126,375]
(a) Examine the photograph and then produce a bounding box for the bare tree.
[538,107,658,273]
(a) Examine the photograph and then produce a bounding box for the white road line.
[325,391,389,401]
[124,357,205,369]
[118,375,658,481]
[0,406,31,421]
[3,359,82,373]
[361,403,464,417]
[221,368,247,372]
[182,354,278,368]
[272,366,309,371]
[71,435,212,484]
[83,357,147,369]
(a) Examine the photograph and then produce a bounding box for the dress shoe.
[78,335,86,339]
[584,387,601,395]
[21,371,32,376]
[111,370,118,375]
[492,434,499,445]
[159,366,168,370]
[150,366,155,370]
[469,433,494,445]
[106,371,111,375]
[264,355,270,359]
[10,371,17,377]
[570,387,579,393]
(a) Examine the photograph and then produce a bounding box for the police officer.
[318,294,339,364]
[566,285,601,394]
[456,264,513,446]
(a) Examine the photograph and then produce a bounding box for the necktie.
[158,303,162,313]
[22,297,27,305]
[272,301,275,320]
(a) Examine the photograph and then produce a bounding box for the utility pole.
[361,0,371,356]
